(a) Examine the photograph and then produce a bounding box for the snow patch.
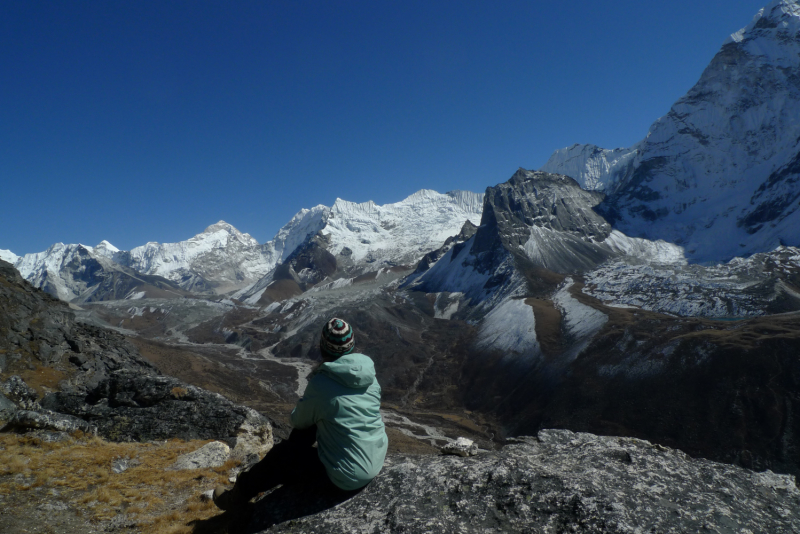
[603,231,686,264]
[243,288,266,306]
[433,293,462,320]
[307,277,354,293]
[552,277,608,340]
[415,237,491,299]
[477,298,540,358]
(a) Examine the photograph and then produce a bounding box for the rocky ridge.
[240,429,799,533]
[410,169,683,312]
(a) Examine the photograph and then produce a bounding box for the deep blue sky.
[2,0,766,255]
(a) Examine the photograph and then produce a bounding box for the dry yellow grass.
[0,432,242,533]
[13,364,70,395]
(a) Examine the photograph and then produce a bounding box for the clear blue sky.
[1,0,766,255]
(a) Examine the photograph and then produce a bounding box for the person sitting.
[213,317,388,510]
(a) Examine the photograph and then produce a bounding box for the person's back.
[291,352,387,490]
[213,317,387,510]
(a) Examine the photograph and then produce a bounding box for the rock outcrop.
[39,371,272,455]
[411,169,680,307]
[240,429,798,533]
[0,259,273,457]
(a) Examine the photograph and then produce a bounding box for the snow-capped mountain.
[11,189,483,303]
[12,222,287,298]
[13,242,186,303]
[236,189,483,301]
[412,169,682,309]
[0,249,18,264]
[324,189,483,265]
[541,0,800,261]
[112,221,278,294]
[407,167,800,362]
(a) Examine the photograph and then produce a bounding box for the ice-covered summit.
[540,144,635,191]
[202,221,258,243]
[726,0,800,45]
[323,189,484,264]
[540,0,800,261]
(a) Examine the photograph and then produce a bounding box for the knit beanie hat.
[320,317,355,358]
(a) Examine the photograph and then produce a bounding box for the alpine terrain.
[2,1,800,531]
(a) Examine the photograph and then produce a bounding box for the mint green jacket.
[290,353,388,490]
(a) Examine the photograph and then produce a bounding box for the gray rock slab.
[1,376,40,410]
[0,392,18,420]
[172,441,230,470]
[1,409,97,436]
[247,429,799,533]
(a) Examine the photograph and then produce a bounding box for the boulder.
[441,437,478,457]
[1,376,40,410]
[226,408,274,459]
[40,370,274,447]
[0,393,17,421]
[172,441,231,470]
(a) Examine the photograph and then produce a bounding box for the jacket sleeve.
[290,375,328,429]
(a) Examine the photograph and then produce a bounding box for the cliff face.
[239,429,799,533]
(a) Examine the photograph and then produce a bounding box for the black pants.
[235,426,331,501]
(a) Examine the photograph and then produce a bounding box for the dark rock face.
[245,429,799,533]
[473,170,613,273]
[0,259,273,451]
[273,233,338,289]
[473,169,611,258]
[0,259,155,384]
[410,220,478,277]
[0,392,17,420]
[413,169,622,305]
[40,371,262,443]
[462,298,800,477]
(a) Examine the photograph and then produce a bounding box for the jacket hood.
[318,353,376,389]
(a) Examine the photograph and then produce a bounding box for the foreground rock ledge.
[249,429,799,533]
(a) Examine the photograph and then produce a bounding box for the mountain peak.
[0,249,18,264]
[203,220,241,235]
[94,240,119,253]
[726,0,800,45]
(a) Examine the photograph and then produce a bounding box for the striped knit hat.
[320,317,355,358]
